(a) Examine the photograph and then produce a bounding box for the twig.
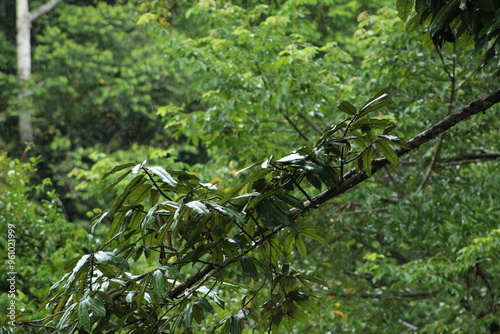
[283,113,309,141]
[417,44,457,192]
[142,167,173,200]
[416,136,445,192]
[334,290,439,300]
[298,112,323,135]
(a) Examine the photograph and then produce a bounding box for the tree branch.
[29,0,61,22]
[290,89,500,220]
[334,290,439,300]
[165,89,500,301]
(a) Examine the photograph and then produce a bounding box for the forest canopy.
[0,0,499,333]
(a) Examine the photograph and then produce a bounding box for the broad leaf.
[148,167,178,187]
[376,138,399,166]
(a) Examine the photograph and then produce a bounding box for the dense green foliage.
[0,0,499,333]
[0,150,90,324]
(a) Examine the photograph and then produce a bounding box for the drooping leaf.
[274,192,305,209]
[78,299,91,332]
[152,270,165,300]
[241,257,259,281]
[185,200,210,215]
[57,302,77,331]
[337,101,357,115]
[196,297,215,315]
[100,169,132,199]
[295,235,307,257]
[359,99,392,118]
[362,146,374,176]
[305,171,322,190]
[87,297,106,317]
[101,163,136,180]
[132,160,148,174]
[127,183,152,204]
[397,0,415,21]
[376,137,399,166]
[289,306,309,322]
[109,174,145,215]
[148,166,178,187]
[277,153,306,163]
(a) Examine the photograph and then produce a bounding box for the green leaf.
[57,302,77,331]
[299,228,328,245]
[94,251,129,270]
[148,167,178,187]
[429,0,461,36]
[295,235,307,257]
[230,311,245,334]
[277,153,306,163]
[87,297,106,317]
[296,274,329,287]
[256,197,290,229]
[101,163,136,180]
[78,299,91,332]
[109,174,145,215]
[185,200,210,215]
[241,257,259,281]
[282,231,296,255]
[299,299,320,315]
[362,146,374,176]
[358,87,391,117]
[290,306,309,322]
[152,270,165,300]
[380,134,411,149]
[376,138,399,166]
[127,183,151,204]
[319,166,340,188]
[184,305,193,329]
[193,304,205,324]
[359,99,392,118]
[100,169,132,199]
[337,101,357,115]
[306,171,322,190]
[274,192,305,209]
[397,0,415,21]
[196,297,215,314]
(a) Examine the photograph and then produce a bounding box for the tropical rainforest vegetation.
[1,0,499,333]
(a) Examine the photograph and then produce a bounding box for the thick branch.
[29,0,61,21]
[167,264,214,299]
[290,89,500,220]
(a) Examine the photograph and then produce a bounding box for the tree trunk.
[16,0,60,143]
[17,0,34,142]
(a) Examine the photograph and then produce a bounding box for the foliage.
[0,151,89,332]
[0,0,499,333]
[36,87,408,333]
[397,0,500,64]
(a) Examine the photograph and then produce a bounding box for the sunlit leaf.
[277,153,305,163]
[185,200,210,215]
[148,167,178,187]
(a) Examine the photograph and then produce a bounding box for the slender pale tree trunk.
[16,0,60,143]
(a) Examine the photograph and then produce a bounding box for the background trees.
[0,0,499,333]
